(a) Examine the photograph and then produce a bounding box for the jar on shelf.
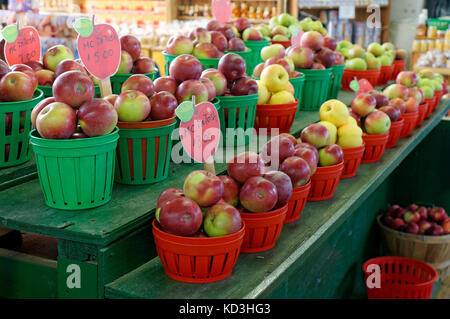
[420,39,428,52]
[271,7,278,18]
[249,6,256,20]
[263,6,270,19]
[241,3,249,18]
[428,39,435,51]
[427,25,437,39]
[232,3,240,18]
[436,39,444,51]
[256,7,263,20]
[412,39,420,52]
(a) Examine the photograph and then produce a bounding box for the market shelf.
[104,98,450,299]
[0,157,37,191]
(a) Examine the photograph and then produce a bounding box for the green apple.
[272,34,289,41]
[269,16,280,26]
[278,13,293,27]
[337,40,353,50]
[256,24,271,37]
[367,42,385,57]
[348,46,366,59]
[420,85,435,98]
[366,57,381,70]
[345,58,367,71]
[382,42,395,51]
[365,52,375,60]
[378,55,393,66]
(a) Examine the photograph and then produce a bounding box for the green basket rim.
[0,88,44,108]
[289,74,306,82]
[30,127,119,148]
[216,94,259,102]
[332,64,345,70]
[162,51,220,63]
[295,67,332,74]
[225,48,253,54]
[243,39,270,45]
[111,72,157,79]
[38,85,102,94]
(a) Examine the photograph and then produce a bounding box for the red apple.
[0,71,35,102]
[351,94,376,117]
[404,222,419,234]
[175,79,208,104]
[260,135,295,165]
[115,90,151,122]
[35,69,55,86]
[396,71,418,88]
[263,170,293,207]
[77,99,118,137]
[159,197,203,236]
[286,46,314,69]
[218,53,246,82]
[228,38,246,52]
[239,176,278,213]
[53,59,87,78]
[131,57,157,74]
[219,25,236,41]
[280,156,311,187]
[403,211,421,224]
[31,97,56,128]
[429,207,448,222]
[408,87,425,105]
[314,47,335,69]
[323,37,337,51]
[442,218,450,234]
[318,144,344,167]
[234,17,250,32]
[10,64,37,90]
[219,175,240,207]
[334,52,345,65]
[169,54,203,83]
[417,206,428,220]
[24,60,44,72]
[279,133,297,145]
[210,31,228,52]
[35,102,77,139]
[426,224,444,236]
[70,132,88,139]
[155,187,184,221]
[379,106,401,122]
[199,77,217,101]
[201,68,227,96]
[116,50,134,74]
[206,20,223,32]
[203,202,242,237]
[121,74,155,97]
[293,146,319,175]
[231,76,258,96]
[104,94,118,107]
[52,71,94,108]
[183,170,223,207]
[418,220,432,234]
[300,31,324,51]
[300,123,330,149]
[227,151,264,183]
[120,35,141,61]
[348,109,362,126]
[0,59,10,79]
[311,63,325,70]
[193,42,222,59]
[252,63,265,78]
[405,97,419,113]
[368,90,390,108]
[389,98,407,114]
[42,45,75,71]
[165,35,194,56]
[153,76,178,95]
[149,91,178,120]
[189,27,211,44]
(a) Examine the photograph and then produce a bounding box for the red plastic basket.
[308,161,344,201]
[341,144,365,179]
[377,65,395,86]
[152,219,245,283]
[341,69,380,91]
[399,111,419,138]
[391,60,406,81]
[434,90,443,110]
[386,118,404,149]
[424,96,436,119]
[254,99,298,135]
[415,103,428,128]
[240,204,288,253]
[361,133,389,163]
[270,40,291,49]
[363,256,438,299]
[285,180,311,224]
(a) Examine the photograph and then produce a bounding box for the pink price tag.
[3,26,40,66]
[75,20,121,80]
[179,101,221,163]
[291,29,304,47]
[211,0,232,24]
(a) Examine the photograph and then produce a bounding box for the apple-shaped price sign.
[289,25,304,47]
[176,99,221,173]
[351,78,374,95]
[2,24,40,66]
[73,17,121,97]
[211,0,232,24]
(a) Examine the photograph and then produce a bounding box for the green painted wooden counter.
[104,99,450,299]
[0,157,37,191]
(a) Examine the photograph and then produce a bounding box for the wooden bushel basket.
[377,215,450,279]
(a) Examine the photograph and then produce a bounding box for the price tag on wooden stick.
[211,0,232,24]
[176,97,221,174]
[73,16,121,97]
[2,23,41,66]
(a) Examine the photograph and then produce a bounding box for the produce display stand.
[0,157,37,191]
[104,97,450,299]
[0,88,448,298]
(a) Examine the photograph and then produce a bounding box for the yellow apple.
[283,81,295,95]
[346,116,358,127]
[284,56,295,72]
[318,120,337,145]
[256,80,271,104]
[337,135,364,148]
[269,90,296,104]
[261,64,290,93]
[319,99,350,127]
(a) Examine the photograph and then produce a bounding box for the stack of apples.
[0,60,38,102]
[349,93,392,135]
[416,69,446,104]
[165,22,249,59]
[300,122,345,168]
[285,31,344,70]
[155,171,242,238]
[252,43,302,79]
[253,13,298,42]
[255,64,296,105]
[382,204,449,236]
[338,41,402,71]
[317,99,364,149]
[115,35,159,75]
[31,70,117,139]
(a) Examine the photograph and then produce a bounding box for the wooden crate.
[377,215,450,279]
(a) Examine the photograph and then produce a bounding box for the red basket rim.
[390,118,405,127]
[292,179,311,192]
[380,64,394,70]
[118,116,176,129]
[362,131,389,140]
[314,160,344,173]
[256,99,299,110]
[401,110,419,119]
[152,219,245,244]
[362,256,439,288]
[240,203,288,218]
[342,143,365,153]
[343,68,381,75]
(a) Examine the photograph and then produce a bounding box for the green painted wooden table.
[104,99,450,299]
[0,157,37,191]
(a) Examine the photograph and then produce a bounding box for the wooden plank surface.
[104,99,450,299]
[0,157,37,191]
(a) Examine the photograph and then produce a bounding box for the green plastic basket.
[110,72,157,95]
[30,128,119,210]
[297,68,332,112]
[243,39,270,76]
[289,74,305,118]
[115,118,175,185]
[329,64,345,100]
[0,89,44,168]
[216,94,258,147]
[162,51,220,75]
[225,49,253,75]
[38,85,102,98]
